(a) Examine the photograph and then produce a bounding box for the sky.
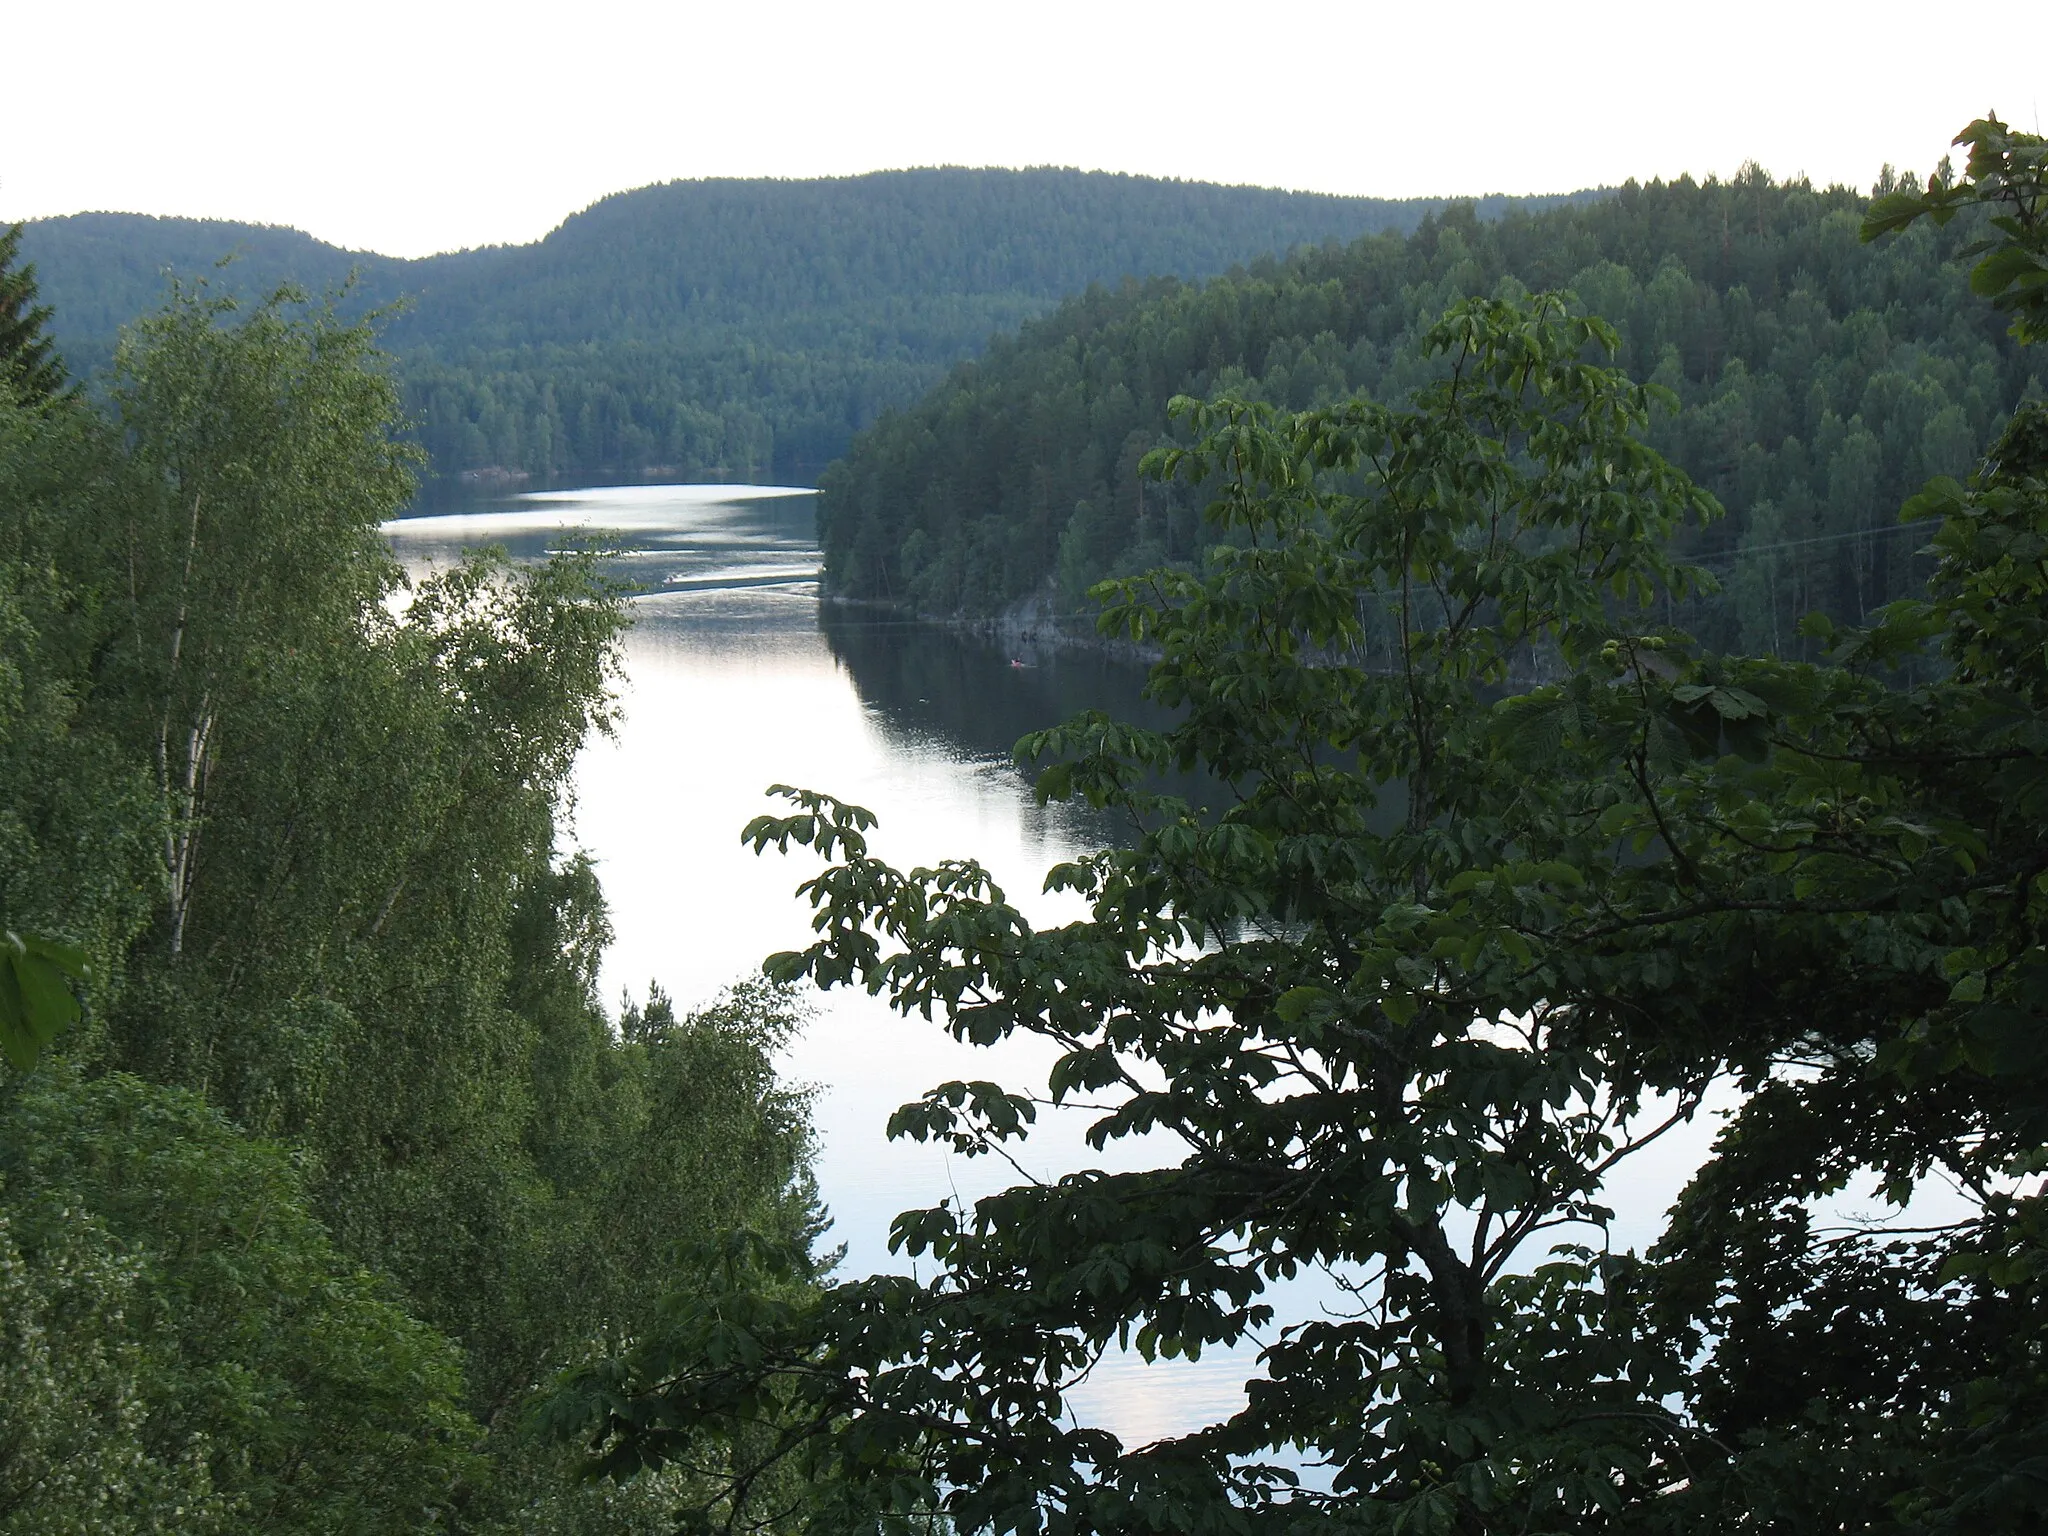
[9,0,2040,259]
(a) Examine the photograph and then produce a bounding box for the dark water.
[820,605,1157,754]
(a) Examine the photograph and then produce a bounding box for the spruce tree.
[0,222,67,406]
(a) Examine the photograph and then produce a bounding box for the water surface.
[387,484,1249,1442]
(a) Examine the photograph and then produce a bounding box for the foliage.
[0,1184,221,1535]
[0,286,827,1533]
[0,380,164,1066]
[556,264,2048,1531]
[819,166,2042,654]
[0,930,90,1070]
[552,294,1725,1528]
[21,176,1597,486]
[94,280,421,959]
[1864,114,2048,344]
[0,1064,482,1532]
[0,223,66,408]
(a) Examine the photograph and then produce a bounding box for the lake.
[386,479,1972,1456]
[386,481,1256,1442]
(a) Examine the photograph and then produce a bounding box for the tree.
[555,295,1756,1531]
[1864,113,2048,344]
[0,1063,483,1532]
[0,224,66,409]
[0,355,162,1074]
[3,259,836,1533]
[96,281,419,960]
[556,118,2048,1528]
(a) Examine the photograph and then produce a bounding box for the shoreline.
[820,587,1164,666]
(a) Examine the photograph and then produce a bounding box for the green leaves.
[1864,114,2048,344]
[1663,680,1773,761]
[0,929,89,1070]
[742,784,878,859]
[0,1065,484,1528]
[888,1079,1039,1153]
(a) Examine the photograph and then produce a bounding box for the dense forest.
[22,173,1598,487]
[818,166,2043,656]
[0,248,826,1530]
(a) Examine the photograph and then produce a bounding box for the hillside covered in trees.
[0,271,828,1530]
[818,166,2043,656]
[22,173,1598,487]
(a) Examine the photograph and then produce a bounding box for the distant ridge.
[810,171,2040,661]
[23,213,399,346]
[22,171,1609,485]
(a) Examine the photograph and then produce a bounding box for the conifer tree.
[0,222,67,407]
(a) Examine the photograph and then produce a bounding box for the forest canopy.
[0,271,824,1532]
[21,171,1599,488]
[817,164,2044,659]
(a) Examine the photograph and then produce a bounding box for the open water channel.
[386,482,1256,1443]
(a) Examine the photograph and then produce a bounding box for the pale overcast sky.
[8,0,2039,259]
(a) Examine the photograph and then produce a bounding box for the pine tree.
[0,222,68,406]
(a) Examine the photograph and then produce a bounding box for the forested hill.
[818,168,2045,655]
[22,173,1599,485]
[379,174,1598,349]
[20,213,390,344]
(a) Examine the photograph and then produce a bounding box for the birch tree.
[106,284,416,959]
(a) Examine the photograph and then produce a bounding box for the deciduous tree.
[555,119,2048,1535]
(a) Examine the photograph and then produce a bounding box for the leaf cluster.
[1864,114,2048,344]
